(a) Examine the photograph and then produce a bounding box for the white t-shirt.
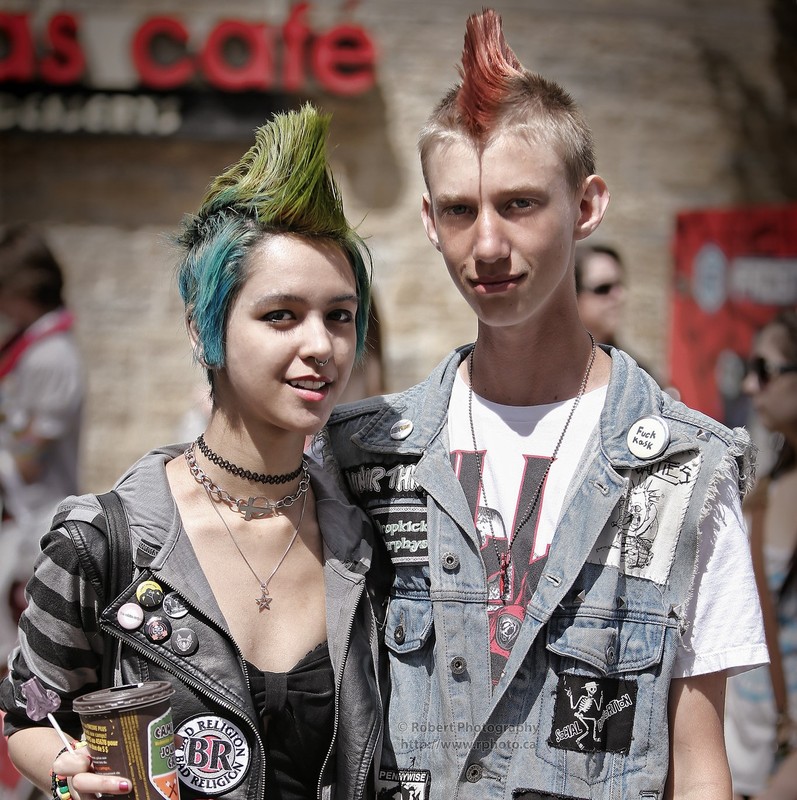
[448,372,767,679]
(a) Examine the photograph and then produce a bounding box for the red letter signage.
[312,24,376,96]
[40,13,85,85]
[132,17,193,90]
[200,20,273,91]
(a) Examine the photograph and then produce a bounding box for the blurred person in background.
[726,309,797,799]
[0,225,84,666]
[575,243,660,382]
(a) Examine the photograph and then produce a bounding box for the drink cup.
[73,681,180,800]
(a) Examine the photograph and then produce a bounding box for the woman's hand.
[52,745,131,800]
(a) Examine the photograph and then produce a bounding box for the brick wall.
[1,0,792,491]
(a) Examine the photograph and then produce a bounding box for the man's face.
[421,130,587,331]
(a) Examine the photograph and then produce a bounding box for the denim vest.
[323,346,754,800]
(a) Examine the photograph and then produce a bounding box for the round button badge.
[144,615,172,644]
[136,580,164,609]
[389,419,413,440]
[163,592,189,619]
[626,415,670,460]
[171,628,199,656]
[117,602,144,631]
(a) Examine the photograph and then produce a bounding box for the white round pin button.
[117,602,144,630]
[390,419,413,440]
[626,415,670,459]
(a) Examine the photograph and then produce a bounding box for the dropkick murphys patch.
[548,674,637,753]
[376,768,431,800]
[174,714,250,795]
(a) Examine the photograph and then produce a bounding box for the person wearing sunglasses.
[574,244,662,384]
[725,309,797,799]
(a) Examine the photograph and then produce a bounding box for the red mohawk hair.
[456,9,523,138]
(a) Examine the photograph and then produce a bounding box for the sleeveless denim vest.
[324,346,754,800]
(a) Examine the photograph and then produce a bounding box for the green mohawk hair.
[178,103,372,363]
[199,102,349,238]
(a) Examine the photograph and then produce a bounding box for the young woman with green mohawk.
[0,104,386,800]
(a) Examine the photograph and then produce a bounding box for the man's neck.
[466,324,611,406]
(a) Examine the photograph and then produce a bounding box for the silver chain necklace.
[467,333,597,603]
[205,486,307,611]
[185,442,310,520]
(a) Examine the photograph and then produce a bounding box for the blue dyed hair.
[176,104,372,373]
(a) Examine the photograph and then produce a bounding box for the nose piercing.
[314,358,330,367]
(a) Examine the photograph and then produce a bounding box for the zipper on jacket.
[100,575,267,800]
[317,576,363,800]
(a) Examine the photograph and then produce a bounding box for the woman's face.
[214,234,359,438]
[743,323,797,438]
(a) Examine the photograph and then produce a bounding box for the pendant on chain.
[499,552,511,603]
[256,583,273,611]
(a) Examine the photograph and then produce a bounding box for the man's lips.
[470,273,526,294]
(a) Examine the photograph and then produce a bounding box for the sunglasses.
[580,280,624,296]
[745,356,797,387]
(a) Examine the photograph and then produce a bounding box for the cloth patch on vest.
[549,673,637,753]
[371,505,429,565]
[514,792,587,800]
[377,768,430,799]
[586,450,702,584]
[174,714,250,795]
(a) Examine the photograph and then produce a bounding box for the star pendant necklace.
[205,485,308,611]
[467,333,597,603]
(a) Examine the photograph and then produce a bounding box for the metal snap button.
[465,764,483,783]
[442,552,459,570]
[394,624,406,645]
[450,656,467,675]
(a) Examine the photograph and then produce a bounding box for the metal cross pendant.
[255,583,272,611]
[499,552,511,604]
[239,497,276,521]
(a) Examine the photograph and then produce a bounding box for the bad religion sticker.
[174,714,250,795]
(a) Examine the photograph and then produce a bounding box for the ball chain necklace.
[205,485,307,611]
[196,434,304,485]
[467,333,597,603]
[185,442,310,520]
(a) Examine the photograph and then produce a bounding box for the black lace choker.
[195,434,304,485]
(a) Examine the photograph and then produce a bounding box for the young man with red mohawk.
[324,9,766,799]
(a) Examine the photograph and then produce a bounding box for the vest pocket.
[534,613,671,786]
[383,596,436,758]
[547,614,667,676]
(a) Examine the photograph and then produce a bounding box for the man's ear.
[574,175,610,241]
[421,193,442,252]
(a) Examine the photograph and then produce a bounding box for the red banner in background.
[669,204,797,425]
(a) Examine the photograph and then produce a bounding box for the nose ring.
[314,357,330,367]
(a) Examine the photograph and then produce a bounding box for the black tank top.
[246,641,335,799]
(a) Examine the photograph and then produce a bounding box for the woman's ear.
[186,313,209,368]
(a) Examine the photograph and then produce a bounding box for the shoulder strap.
[96,490,133,604]
[95,490,132,688]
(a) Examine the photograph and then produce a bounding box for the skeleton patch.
[549,673,637,753]
[587,450,702,584]
[376,767,431,800]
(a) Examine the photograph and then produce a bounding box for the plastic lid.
[73,681,174,715]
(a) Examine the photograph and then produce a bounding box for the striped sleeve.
[0,519,107,738]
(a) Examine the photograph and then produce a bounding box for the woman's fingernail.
[119,780,131,792]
